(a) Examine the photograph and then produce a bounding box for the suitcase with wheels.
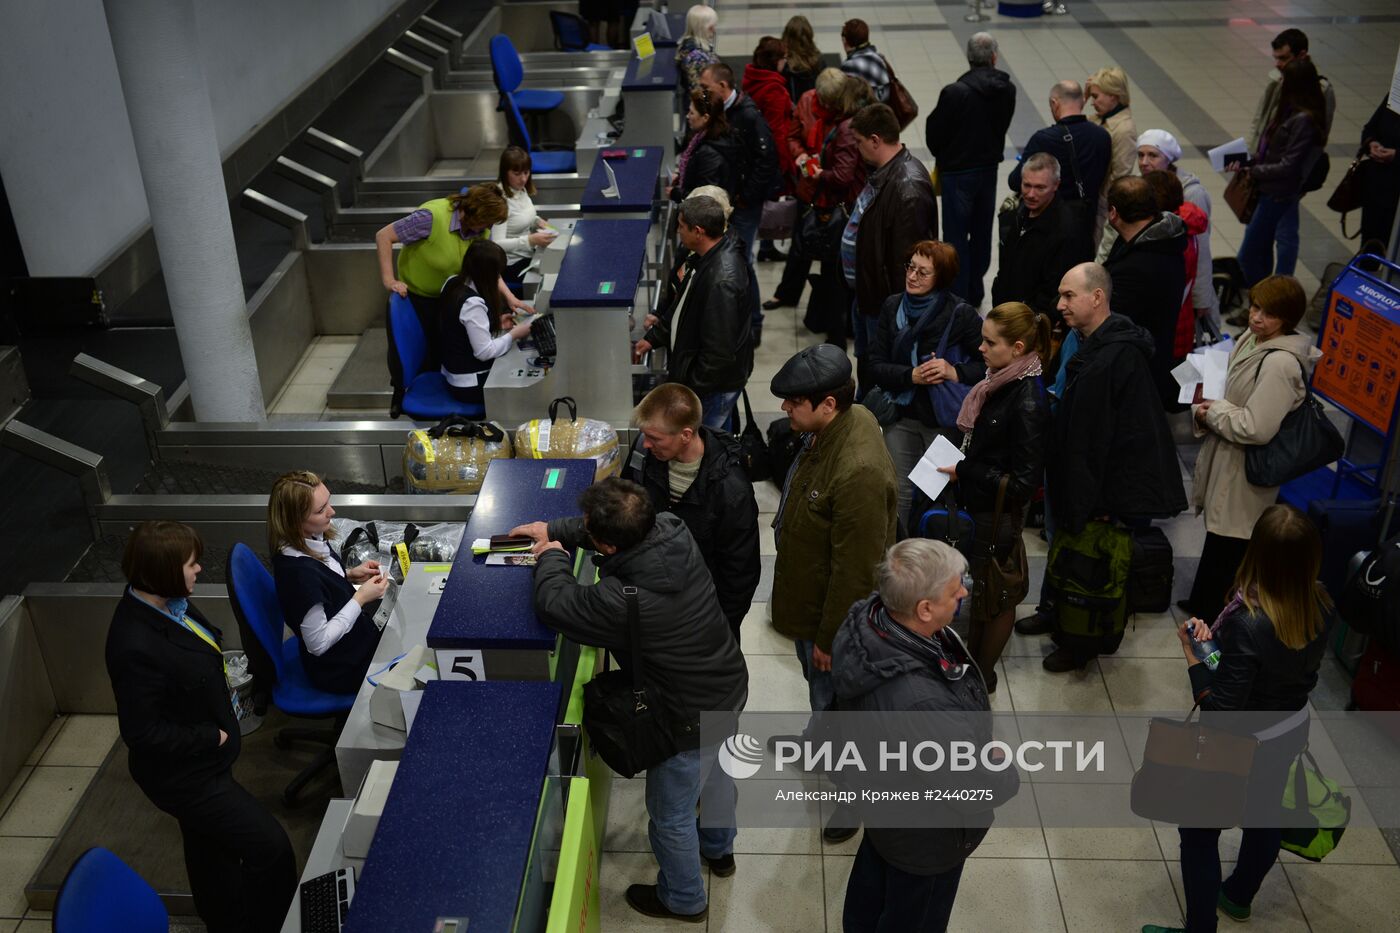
[1128,525,1174,614]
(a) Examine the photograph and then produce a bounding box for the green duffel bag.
[1046,520,1132,644]
[1280,748,1351,861]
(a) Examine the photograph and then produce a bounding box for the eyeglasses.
[904,263,933,280]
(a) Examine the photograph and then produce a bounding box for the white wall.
[0,0,402,278]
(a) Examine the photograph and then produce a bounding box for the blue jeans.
[1238,193,1300,285]
[731,205,765,332]
[698,390,740,432]
[843,835,965,932]
[795,638,836,716]
[646,744,738,915]
[939,166,998,307]
[850,302,881,400]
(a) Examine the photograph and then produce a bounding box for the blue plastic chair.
[55,848,167,933]
[550,11,610,52]
[499,91,578,175]
[226,543,358,806]
[490,34,565,113]
[386,292,485,419]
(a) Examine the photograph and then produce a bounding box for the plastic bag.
[330,519,467,566]
[514,396,620,482]
[403,417,512,494]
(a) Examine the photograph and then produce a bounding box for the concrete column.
[103,0,266,421]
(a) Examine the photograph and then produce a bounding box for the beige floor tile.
[0,766,97,837]
[269,383,327,415]
[14,922,43,933]
[1114,611,1191,659]
[822,854,853,928]
[23,717,63,767]
[1044,824,1163,861]
[0,919,15,933]
[1165,860,1308,931]
[707,852,825,932]
[969,825,1050,859]
[40,715,119,767]
[0,769,32,823]
[758,523,775,557]
[603,777,650,854]
[753,481,780,512]
[739,606,794,656]
[597,850,705,931]
[1001,656,1113,713]
[1285,862,1400,932]
[742,654,809,713]
[0,837,49,919]
[950,857,1066,932]
[1100,657,1195,712]
[291,356,349,385]
[1051,858,1182,931]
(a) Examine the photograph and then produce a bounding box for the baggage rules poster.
[1314,262,1400,436]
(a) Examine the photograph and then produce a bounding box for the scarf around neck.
[955,350,1043,434]
[867,600,967,680]
[891,290,946,406]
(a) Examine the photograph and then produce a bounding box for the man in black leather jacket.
[636,195,754,429]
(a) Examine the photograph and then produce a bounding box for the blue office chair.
[490,34,566,114]
[226,543,359,806]
[499,90,578,175]
[386,292,485,419]
[549,11,610,52]
[55,848,167,933]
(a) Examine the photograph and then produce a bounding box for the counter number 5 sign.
[436,649,487,682]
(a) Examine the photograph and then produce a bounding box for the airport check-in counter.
[485,217,653,426]
[577,52,677,175]
[334,458,593,793]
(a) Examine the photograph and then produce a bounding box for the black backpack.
[1302,151,1331,194]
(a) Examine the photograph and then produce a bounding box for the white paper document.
[1208,137,1249,173]
[909,434,965,502]
[1171,358,1201,388]
[1201,346,1230,399]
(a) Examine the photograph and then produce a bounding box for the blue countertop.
[342,679,561,933]
[426,458,593,650]
[549,218,650,308]
[582,146,662,212]
[623,51,678,91]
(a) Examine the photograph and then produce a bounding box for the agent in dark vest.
[268,471,389,695]
[105,521,295,932]
[439,240,535,410]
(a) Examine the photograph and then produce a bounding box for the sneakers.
[1015,611,1055,636]
[706,853,736,877]
[625,884,707,922]
[1043,646,1093,672]
[1218,888,1251,922]
[1042,0,1068,12]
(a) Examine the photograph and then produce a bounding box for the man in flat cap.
[768,344,897,842]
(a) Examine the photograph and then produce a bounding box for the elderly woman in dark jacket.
[869,240,985,535]
[937,302,1050,692]
[1144,504,1330,933]
[105,521,295,932]
[1233,59,1328,285]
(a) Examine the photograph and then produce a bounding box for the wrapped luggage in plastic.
[331,519,466,567]
[514,396,621,481]
[403,417,512,494]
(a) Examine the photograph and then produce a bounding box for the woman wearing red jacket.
[742,37,796,176]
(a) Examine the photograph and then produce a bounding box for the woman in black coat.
[670,88,742,202]
[268,470,389,696]
[868,240,986,535]
[936,302,1050,692]
[1145,504,1330,933]
[1359,96,1400,248]
[105,521,295,933]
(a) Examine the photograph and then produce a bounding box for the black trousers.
[1187,531,1251,625]
[162,773,297,933]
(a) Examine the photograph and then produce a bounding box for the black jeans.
[1187,531,1251,624]
[842,835,965,933]
[164,772,296,933]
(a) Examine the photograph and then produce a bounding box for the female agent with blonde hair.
[1146,504,1332,933]
[1086,66,1137,254]
[268,471,389,695]
[936,302,1051,691]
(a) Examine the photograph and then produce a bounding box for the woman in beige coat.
[1088,67,1138,257]
[1185,275,1318,624]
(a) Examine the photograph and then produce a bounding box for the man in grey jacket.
[513,477,748,923]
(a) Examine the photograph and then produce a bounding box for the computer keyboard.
[299,866,354,933]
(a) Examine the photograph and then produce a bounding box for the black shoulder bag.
[583,586,678,778]
[737,389,773,482]
[1243,351,1344,487]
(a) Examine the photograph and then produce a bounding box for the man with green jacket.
[770,343,898,716]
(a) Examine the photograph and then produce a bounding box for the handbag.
[969,476,1028,620]
[1326,155,1369,240]
[1243,352,1345,487]
[916,498,977,556]
[759,197,801,241]
[879,55,918,130]
[582,586,678,778]
[926,303,973,426]
[736,389,773,482]
[1280,747,1352,861]
[1130,703,1260,827]
[1224,170,1258,224]
[860,385,899,427]
[794,203,848,262]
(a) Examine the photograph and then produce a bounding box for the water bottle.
[1185,620,1221,671]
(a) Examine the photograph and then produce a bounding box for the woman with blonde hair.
[1183,274,1317,626]
[1086,66,1138,255]
[780,15,823,101]
[675,5,719,93]
[269,470,389,694]
[1147,504,1331,933]
[935,302,1051,691]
